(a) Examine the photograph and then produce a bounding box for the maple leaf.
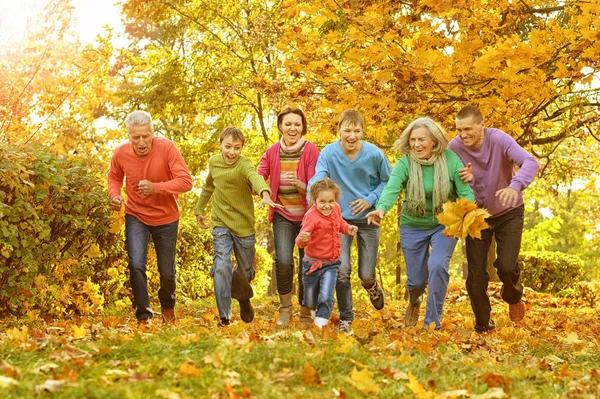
[349,367,380,394]
[177,361,202,377]
[71,324,86,340]
[406,372,434,399]
[437,198,491,239]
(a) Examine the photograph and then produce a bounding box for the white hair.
[125,111,153,132]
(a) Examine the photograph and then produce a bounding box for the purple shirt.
[448,127,539,217]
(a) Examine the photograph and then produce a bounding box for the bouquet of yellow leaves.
[437,198,491,239]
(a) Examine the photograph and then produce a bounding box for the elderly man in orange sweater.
[108,110,193,325]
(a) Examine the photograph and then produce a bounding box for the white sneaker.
[337,320,352,333]
[314,317,329,328]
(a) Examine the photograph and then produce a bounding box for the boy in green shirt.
[196,127,281,326]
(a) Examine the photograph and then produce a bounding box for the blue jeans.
[125,215,179,320]
[337,221,380,322]
[302,259,340,319]
[272,213,304,303]
[211,226,256,319]
[401,224,457,329]
[465,206,524,328]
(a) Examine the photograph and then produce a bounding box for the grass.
[0,282,599,398]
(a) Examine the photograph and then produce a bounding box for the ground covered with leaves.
[0,282,598,398]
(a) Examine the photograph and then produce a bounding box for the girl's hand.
[260,192,285,210]
[347,225,358,236]
[298,232,310,243]
[366,209,385,227]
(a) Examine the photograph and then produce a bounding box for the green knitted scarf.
[405,151,450,217]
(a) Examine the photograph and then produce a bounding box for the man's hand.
[349,198,370,215]
[110,196,124,211]
[347,225,358,236]
[366,209,385,227]
[495,187,519,207]
[298,232,310,243]
[196,214,210,229]
[138,180,154,196]
[458,163,473,183]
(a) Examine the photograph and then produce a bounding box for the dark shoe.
[405,301,421,327]
[220,317,230,327]
[366,281,385,310]
[238,299,255,323]
[161,308,178,326]
[475,319,496,333]
[231,267,254,301]
[509,300,525,321]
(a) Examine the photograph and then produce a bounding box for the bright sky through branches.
[0,0,122,46]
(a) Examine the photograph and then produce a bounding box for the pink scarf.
[280,137,306,153]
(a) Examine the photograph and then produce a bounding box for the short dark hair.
[219,126,245,144]
[456,105,483,123]
[277,107,307,135]
[309,178,341,204]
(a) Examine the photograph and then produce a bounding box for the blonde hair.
[309,178,341,204]
[394,117,448,155]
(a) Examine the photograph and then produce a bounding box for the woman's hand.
[366,209,385,227]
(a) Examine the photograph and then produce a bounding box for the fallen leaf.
[480,372,510,390]
[0,360,19,377]
[177,361,202,377]
[303,364,321,385]
[156,389,181,399]
[471,387,508,399]
[203,353,223,368]
[0,375,18,388]
[34,379,66,393]
[222,370,241,386]
[406,372,431,399]
[349,367,380,394]
[71,324,86,340]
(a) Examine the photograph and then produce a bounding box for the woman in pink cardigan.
[258,107,320,327]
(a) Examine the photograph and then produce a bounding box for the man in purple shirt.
[449,105,540,333]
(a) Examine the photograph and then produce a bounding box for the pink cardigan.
[258,141,320,222]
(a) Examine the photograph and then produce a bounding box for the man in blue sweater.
[308,109,392,332]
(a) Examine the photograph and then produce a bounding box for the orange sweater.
[108,137,193,226]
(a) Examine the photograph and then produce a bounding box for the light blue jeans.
[400,224,457,330]
[211,226,256,319]
[337,221,380,322]
[302,259,340,320]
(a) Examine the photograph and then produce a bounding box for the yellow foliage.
[437,198,490,239]
[349,367,380,394]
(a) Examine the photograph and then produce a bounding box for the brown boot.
[276,293,294,327]
[161,308,178,326]
[299,305,313,328]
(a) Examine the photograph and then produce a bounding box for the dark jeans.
[465,205,524,327]
[302,259,340,319]
[337,221,380,322]
[272,213,304,304]
[125,215,179,320]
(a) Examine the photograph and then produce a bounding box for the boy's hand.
[458,163,473,183]
[298,232,310,243]
[138,180,154,196]
[347,225,358,236]
[196,214,210,229]
[366,209,384,227]
[260,192,285,210]
[349,198,370,215]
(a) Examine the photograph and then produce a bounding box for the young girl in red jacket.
[296,178,358,328]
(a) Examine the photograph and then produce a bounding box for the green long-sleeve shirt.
[376,149,475,229]
[195,154,271,237]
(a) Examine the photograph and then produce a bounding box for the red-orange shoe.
[161,308,178,326]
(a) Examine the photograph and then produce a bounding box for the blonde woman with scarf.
[258,107,319,327]
[367,117,474,330]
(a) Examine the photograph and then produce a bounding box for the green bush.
[519,250,584,293]
[0,143,128,317]
[557,282,600,308]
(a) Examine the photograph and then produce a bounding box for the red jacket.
[295,203,351,261]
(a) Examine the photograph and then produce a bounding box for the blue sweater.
[308,141,392,222]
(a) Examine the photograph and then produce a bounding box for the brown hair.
[277,107,307,135]
[456,105,483,123]
[309,178,341,204]
[219,126,245,145]
[337,109,365,131]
